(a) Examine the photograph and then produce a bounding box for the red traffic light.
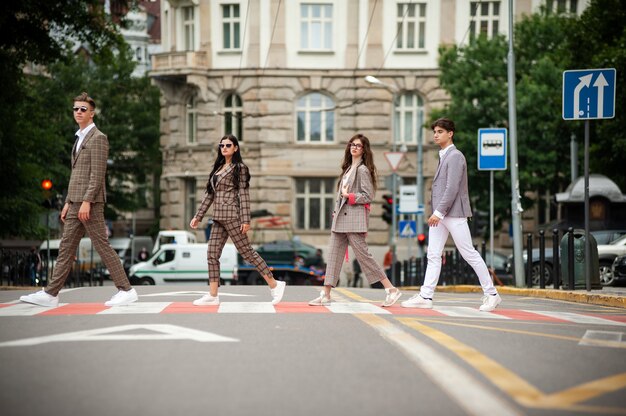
[417,233,426,246]
[41,179,53,191]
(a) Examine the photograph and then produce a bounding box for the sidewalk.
[401,285,626,309]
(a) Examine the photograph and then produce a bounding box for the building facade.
[150,0,587,250]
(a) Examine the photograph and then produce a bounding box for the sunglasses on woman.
[219,143,233,149]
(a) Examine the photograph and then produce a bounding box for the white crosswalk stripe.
[97,302,171,315]
[434,306,510,319]
[526,310,626,326]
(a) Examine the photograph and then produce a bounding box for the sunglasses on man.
[219,143,233,149]
[72,106,90,113]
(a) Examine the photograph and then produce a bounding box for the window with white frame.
[300,4,333,50]
[469,1,500,40]
[185,178,197,226]
[297,93,335,143]
[546,0,578,14]
[186,95,198,144]
[222,4,241,50]
[394,93,424,145]
[295,178,336,230]
[182,5,196,50]
[396,2,427,50]
[224,93,243,140]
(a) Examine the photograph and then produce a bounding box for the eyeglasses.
[219,143,233,149]
[349,143,363,149]
[72,106,89,113]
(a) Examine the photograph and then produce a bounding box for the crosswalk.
[1,301,625,325]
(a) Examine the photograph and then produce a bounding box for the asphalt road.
[1,285,625,416]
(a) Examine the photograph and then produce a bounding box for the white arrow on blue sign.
[562,68,616,120]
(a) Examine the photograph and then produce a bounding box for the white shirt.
[434,144,456,219]
[75,123,96,153]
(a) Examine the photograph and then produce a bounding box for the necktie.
[72,135,79,156]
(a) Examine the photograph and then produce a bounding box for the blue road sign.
[399,220,417,239]
[478,128,507,171]
[563,68,616,120]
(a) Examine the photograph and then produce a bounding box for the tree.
[434,11,579,233]
[569,0,626,191]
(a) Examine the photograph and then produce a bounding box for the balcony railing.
[151,51,208,71]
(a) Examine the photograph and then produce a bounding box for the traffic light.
[417,233,427,247]
[41,179,54,209]
[382,194,393,224]
[41,179,53,191]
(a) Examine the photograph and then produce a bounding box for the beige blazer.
[431,145,473,218]
[66,127,108,204]
[194,163,252,224]
[331,164,373,233]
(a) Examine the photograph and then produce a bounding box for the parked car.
[597,234,626,286]
[235,239,323,285]
[611,254,626,286]
[506,230,626,286]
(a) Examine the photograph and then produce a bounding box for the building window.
[300,4,333,50]
[295,178,336,230]
[182,5,196,50]
[222,4,241,50]
[469,1,500,40]
[396,3,427,50]
[394,93,424,145]
[224,93,243,140]
[185,179,197,226]
[297,93,335,143]
[186,95,197,144]
[546,0,578,14]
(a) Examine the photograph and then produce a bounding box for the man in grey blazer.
[20,92,138,308]
[402,118,501,311]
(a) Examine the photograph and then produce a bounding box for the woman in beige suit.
[190,135,285,305]
[309,134,402,307]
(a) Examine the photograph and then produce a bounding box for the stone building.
[149,0,587,251]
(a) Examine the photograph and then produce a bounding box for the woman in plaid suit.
[190,135,286,305]
[309,134,402,307]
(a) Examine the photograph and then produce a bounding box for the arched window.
[224,93,243,140]
[297,93,335,143]
[394,93,424,145]
[186,95,197,144]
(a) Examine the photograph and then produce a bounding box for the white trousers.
[420,216,497,299]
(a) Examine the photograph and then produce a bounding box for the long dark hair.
[338,134,378,192]
[206,134,250,194]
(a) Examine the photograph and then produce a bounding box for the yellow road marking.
[397,318,626,414]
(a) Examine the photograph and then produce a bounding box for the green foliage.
[433,10,606,233]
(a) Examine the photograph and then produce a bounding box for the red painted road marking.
[491,309,571,322]
[381,306,447,316]
[162,302,219,314]
[274,302,331,314]
[39,303,109,316]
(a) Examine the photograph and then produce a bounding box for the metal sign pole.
[584,120,591,291]
[490,171,494,269]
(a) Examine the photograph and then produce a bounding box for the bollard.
[526,233,533,288]
[552,229,560,289]
[539,230,546,289]
[568,227,575,290]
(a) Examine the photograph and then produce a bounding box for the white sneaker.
[382,288,402,307]
[308,290,331,306]
[270,280,286,305]
[19,290,59,307]
[401,294,433,309]
[193,293,220,306]
[105,288,138,307]
[479,293,502,312]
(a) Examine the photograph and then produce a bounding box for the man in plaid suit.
[20,92,138,308]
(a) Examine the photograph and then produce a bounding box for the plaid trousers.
[324,232,385,287]
[46,203,131,296]
[207,219,272,284]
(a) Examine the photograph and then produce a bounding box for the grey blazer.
[331,164,373,233]
[430,145,473,218]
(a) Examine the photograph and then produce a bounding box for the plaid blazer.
[431,145,473,218]
[194,163,251,224]
[331,164,373,233]
[66,127,108,204]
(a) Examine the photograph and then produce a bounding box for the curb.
[400,285,626,309]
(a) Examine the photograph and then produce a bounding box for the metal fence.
[0,249,105,288]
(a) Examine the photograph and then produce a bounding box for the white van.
[129,243,237,285]
[153,230,198,254]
